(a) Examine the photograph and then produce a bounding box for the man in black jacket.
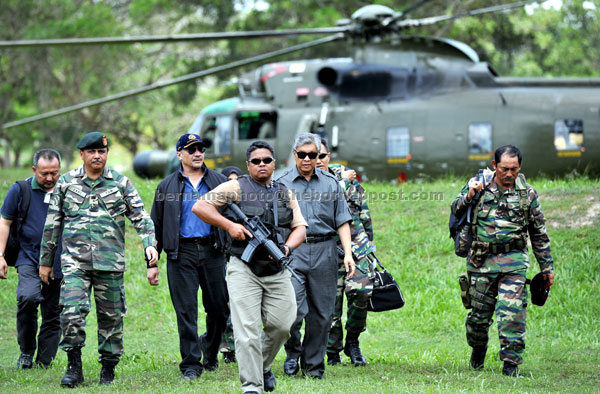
[150,134,229,380]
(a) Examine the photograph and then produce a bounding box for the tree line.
[1,0,598,168]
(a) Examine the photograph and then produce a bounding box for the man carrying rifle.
[451,145,554,377]
[193,141,307,394]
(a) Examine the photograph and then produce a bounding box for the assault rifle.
[226,202,301,282]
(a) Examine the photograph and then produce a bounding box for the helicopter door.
[199,114,232,168]
[231,110,278,167]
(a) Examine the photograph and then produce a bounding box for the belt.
[179,236,212,244]
[305,234,334,244]
[488,238,526,254]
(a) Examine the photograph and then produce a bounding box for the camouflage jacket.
[329,164,375,260]
[451,173,553,274]
[40,166,156,272]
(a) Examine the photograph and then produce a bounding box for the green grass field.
[0,168,598,393]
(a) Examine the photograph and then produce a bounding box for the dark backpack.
[449,171,484,257]
[5,180,31,266]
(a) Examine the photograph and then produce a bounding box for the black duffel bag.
[367,256,405,312]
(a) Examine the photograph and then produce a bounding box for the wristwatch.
[0,252,4,257]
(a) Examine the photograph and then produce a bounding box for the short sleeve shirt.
[201,179,307,229]
[1,177,62,278]
[276,166,351,236]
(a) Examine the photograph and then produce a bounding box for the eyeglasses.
[185,145,206,154]
[318,153,329,160]
[249,157,274,165]
[295,151,318,160]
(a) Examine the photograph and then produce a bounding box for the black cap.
[221,166,243,179]
[176,133,204,151]
[77,132,109,150]
[530,273,551,306]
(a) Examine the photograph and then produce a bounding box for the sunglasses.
[185,145,206,154]
[295,151,318,160]
[249,157,274,165]
[318,153,329,160]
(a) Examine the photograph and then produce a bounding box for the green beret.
[77,132,109,150]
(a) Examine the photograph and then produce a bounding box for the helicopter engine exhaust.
[317,67,338,87]
[133,150,172,178]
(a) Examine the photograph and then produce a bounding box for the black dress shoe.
[344,339,367,366]
[302,371,323,380]
[283,358,299,376]
[470,346,487,370]
[182,369,202,380]
[327,352,341,366]
[502,361,519,377]
[200,334,219,372]
[17,353,33,369]
[263,369,276,392]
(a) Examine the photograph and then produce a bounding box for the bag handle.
[372,253,387,271]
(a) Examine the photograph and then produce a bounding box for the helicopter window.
[468,123,492,155]
[200,115,231,155]
[554,119,583,151]
[236,111,278,140]
[387,127,410,158]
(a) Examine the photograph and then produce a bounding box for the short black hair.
[246,141,274,160]
[494,145,522,165]
[320,138,329,152]
[33,149,61,168]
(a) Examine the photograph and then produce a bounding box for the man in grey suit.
[277,133,355,379]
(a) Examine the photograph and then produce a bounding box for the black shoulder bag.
[5,180,31,266]
[367,255,405,312]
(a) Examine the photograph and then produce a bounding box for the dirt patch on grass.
[548,197,600,229]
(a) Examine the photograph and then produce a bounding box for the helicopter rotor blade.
[400,0,435,19]
[0,27,349,48]
[1,33,344,130]
[396,0,539,29]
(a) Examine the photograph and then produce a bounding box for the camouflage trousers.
[60,268,126,364]
[466,269,528,365]
[327,253,374,354]
[220,311,235,353]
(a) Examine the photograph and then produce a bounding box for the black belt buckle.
[305,234,332,244]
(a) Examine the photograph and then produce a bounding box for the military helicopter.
[2,1,599,181]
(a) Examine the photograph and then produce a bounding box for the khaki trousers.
[227,256,296,393]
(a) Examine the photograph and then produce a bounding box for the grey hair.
[33,149,61,168]
[292,133,321,152]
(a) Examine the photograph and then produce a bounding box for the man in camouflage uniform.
[451,145,555,377]
[39,132,158,387]
[316,139,375,367]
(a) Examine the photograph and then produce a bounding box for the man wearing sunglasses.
[316,139,375,368]
[451,145,554,377]
[193,141,307,394]
[276,133,355,380]
[150,133,229,380]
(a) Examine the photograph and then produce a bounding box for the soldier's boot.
[502,361,519,377]
[222,351,236,364]
[60,349,84,388]
[469,346,487,370]
[344,339,367,366]
[327,351,341,366]
[100,361,117,385]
